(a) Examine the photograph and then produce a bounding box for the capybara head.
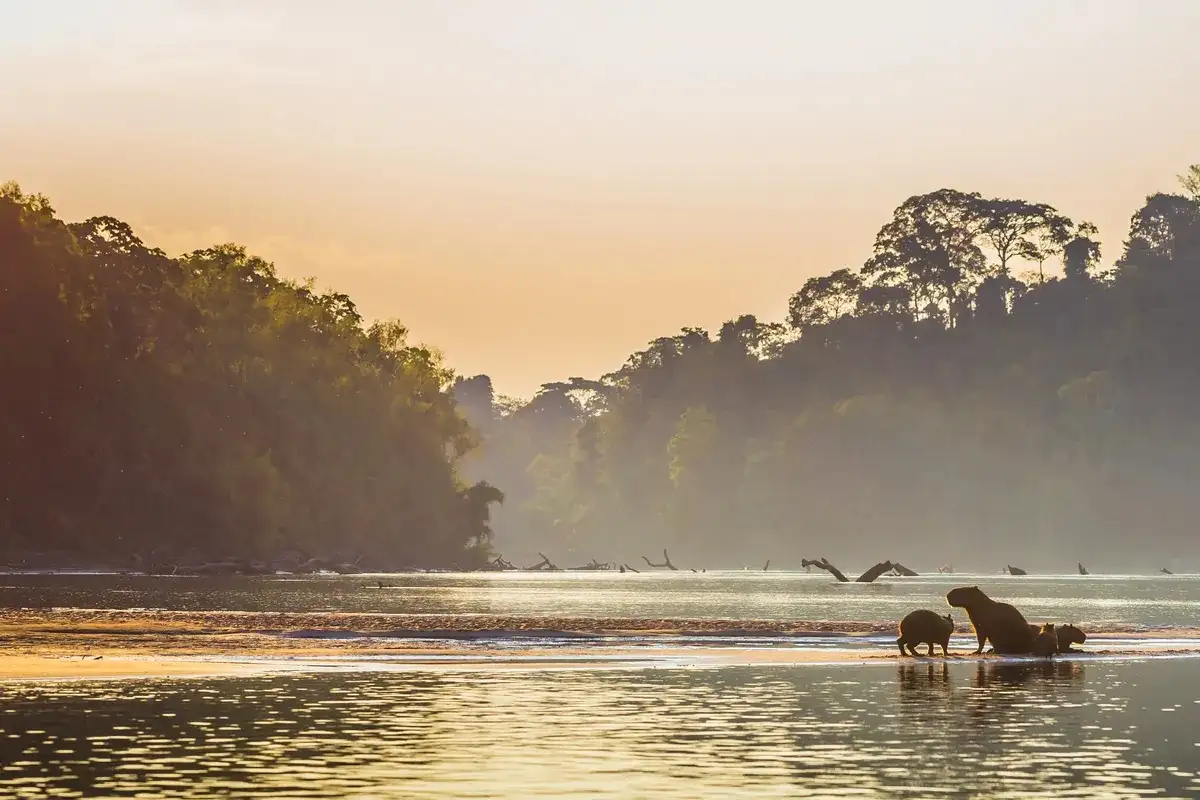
[942,613,954,630]
[946,585,988,608]
[1060,624,1086,646]
[1040,623,1056,635]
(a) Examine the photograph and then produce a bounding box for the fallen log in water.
[642,549,679,571]
[855,561,894,583]
[802,558,849,582]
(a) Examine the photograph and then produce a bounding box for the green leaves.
[0,189,501,568]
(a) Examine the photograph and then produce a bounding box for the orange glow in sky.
[2,1,1198,396]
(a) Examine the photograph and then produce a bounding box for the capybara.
[1026,622,1087,653]
[946,586,1035,655]
[897,609,955,657]
[1031,623,1058,658]
[1057,623,1086,652]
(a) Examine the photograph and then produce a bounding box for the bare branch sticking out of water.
[642,549,678,571]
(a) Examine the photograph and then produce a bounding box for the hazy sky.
[2,1,1198,397]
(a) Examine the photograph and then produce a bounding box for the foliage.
[461,167,1200,569]
[0,185,501,567]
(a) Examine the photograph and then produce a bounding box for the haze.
[2,0,1198,397]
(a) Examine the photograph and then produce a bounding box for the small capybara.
[1026,622,1087,653]
[1057,623,1086,652]
[946,586,1035,655]
[897,609,955,657]
[1031,623,1058,658]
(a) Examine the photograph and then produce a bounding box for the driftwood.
[1161,567,1174,575]
[1006,565,1028,576]
[856,560,895,583]
[891,562,919,577]
[802,558,849,582]
[762,559,771,571]
[1077,562,1089,576]
[524,553,561,571]
[568,558,612,571]
[642,549,679,571]
[802,558,895,583]
[333,556,364,575]
[622,563,640,573]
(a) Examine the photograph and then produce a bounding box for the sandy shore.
[0,655,281,681]
[4,608,1200,681]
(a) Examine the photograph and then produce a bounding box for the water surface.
[2,659,1199,798]
[3,572,1198,629]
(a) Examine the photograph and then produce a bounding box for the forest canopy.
[0,183,502,570]
[5,166,1199,573]
[458,165,1200,572]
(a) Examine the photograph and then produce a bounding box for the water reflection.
[0,659,1197,798]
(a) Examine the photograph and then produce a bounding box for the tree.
[787,269,863,333]
[1179,164,1200,201]
[862,189,988,328]
[1062,221,1102,282]
[0,184,503,568]
[974,197,1074,283]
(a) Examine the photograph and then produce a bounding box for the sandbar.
[4,607,1200,681]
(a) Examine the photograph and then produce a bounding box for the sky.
[2,1,1198,398]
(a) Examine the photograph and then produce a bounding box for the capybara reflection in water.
[897,609,955,656]
[946,586,1035,655]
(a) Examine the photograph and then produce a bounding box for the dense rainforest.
[459,165,1200,572]
[4,167,1199,573]
[0,183,502,570]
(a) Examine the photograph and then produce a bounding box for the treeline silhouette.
[458,165,1200,570]
[0,183,502,569]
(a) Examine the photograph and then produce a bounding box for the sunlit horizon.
[2,0,1198,396]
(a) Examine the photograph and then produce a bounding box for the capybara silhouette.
[1056,623,1086,652]
[897,609,955,657]
[946,585,1035,655]
[1031,623,1058,658]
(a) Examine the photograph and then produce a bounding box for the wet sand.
[0,655,275,681]
[3,608,1200,681]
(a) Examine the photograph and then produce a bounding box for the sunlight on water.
[3,572,1200,629]
[1,660,1199,798]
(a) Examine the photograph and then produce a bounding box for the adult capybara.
[897,609,955,656]
[946,586,1036,655]
[1031,623,1058,658]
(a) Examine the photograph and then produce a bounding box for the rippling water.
[3,571,1200,628]
[2,659,1199,798]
